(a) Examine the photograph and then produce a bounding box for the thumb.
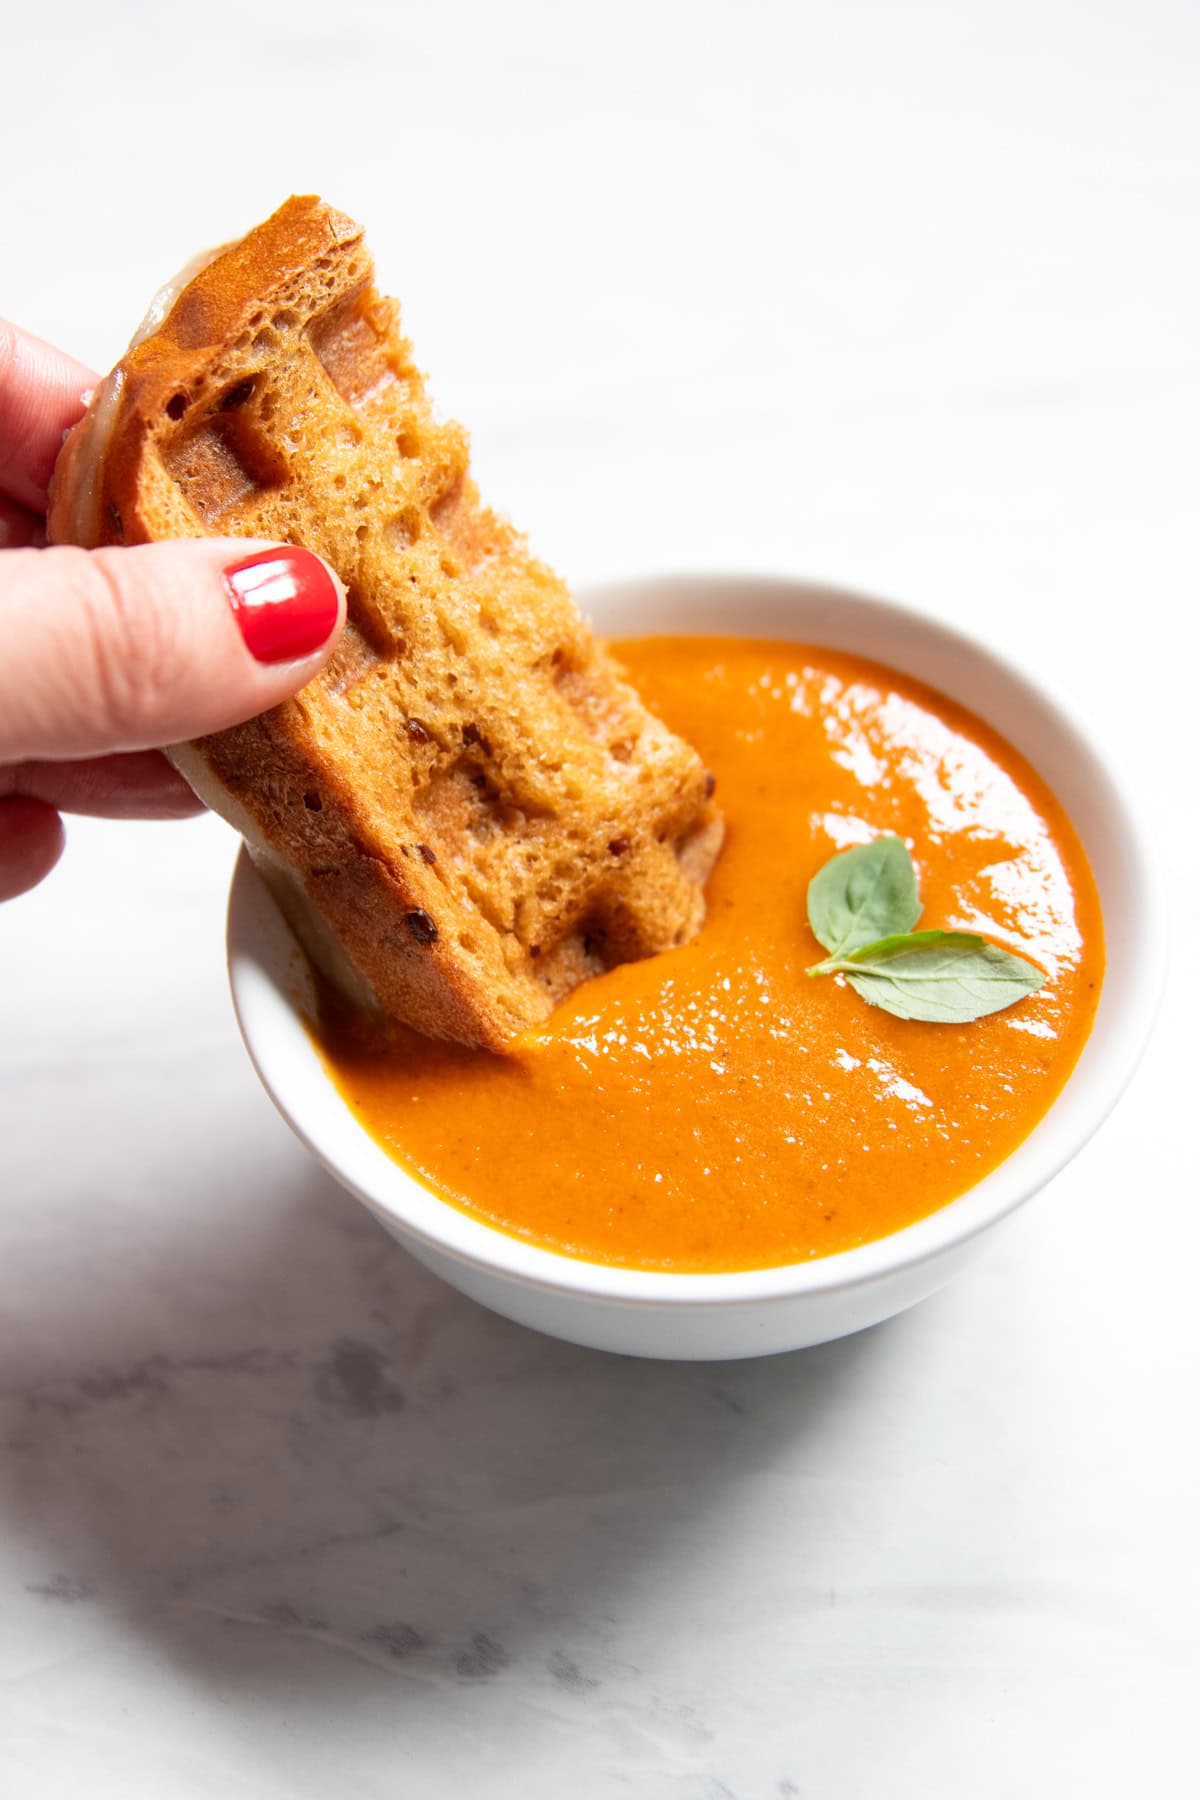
[0,540,346,762]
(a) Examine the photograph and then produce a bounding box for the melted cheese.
[51,245,231,547]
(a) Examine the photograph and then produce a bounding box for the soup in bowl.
[226,576,1162,1359]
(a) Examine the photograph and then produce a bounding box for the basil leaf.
[833,930,1046,1023]
[806,835,922,958]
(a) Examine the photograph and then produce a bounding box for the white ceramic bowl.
[227,575,1163,1360]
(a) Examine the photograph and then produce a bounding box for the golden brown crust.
[48,196,723,1048]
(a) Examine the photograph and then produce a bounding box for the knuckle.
[75,550,189,747]
[0,322,20,490]
[0,318,16,392]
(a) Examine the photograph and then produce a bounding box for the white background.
[2,1,1196,1794]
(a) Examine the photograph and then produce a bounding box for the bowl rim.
[227,572,1166,1309]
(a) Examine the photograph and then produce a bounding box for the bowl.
[226,575,1163,1360]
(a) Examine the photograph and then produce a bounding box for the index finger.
[0,319,97,513]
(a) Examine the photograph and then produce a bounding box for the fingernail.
[223,547,341,665]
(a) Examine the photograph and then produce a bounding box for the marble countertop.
[2,2,1196,1793]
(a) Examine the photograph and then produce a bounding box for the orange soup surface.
[317,637,1103,1272]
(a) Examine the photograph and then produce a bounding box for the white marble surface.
[2,1,1197,1793]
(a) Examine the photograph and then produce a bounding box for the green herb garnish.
[806,833,921,958]
[806,837,1046,1023]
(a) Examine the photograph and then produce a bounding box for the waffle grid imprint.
[61,198,723,1045]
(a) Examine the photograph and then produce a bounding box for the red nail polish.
[224,547,340,665]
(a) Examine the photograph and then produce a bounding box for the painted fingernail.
[223,547,341,664]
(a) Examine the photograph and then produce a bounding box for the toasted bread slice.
[47,197,722,1048]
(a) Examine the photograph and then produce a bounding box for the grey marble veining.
[0,1083,886,1790]
[3,0,1198,1791]
[0,1011,1192,1795]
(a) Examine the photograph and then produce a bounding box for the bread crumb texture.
[53,197,723,1047]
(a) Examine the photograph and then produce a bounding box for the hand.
[0,320,346,901]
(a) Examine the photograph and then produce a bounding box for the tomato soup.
[316,638,1103,1272]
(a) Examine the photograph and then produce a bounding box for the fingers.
[0,320,96,512]
[0,797,65,901]
[0,539,345,762]
[0,753,201,906]
[0,751,204,819]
